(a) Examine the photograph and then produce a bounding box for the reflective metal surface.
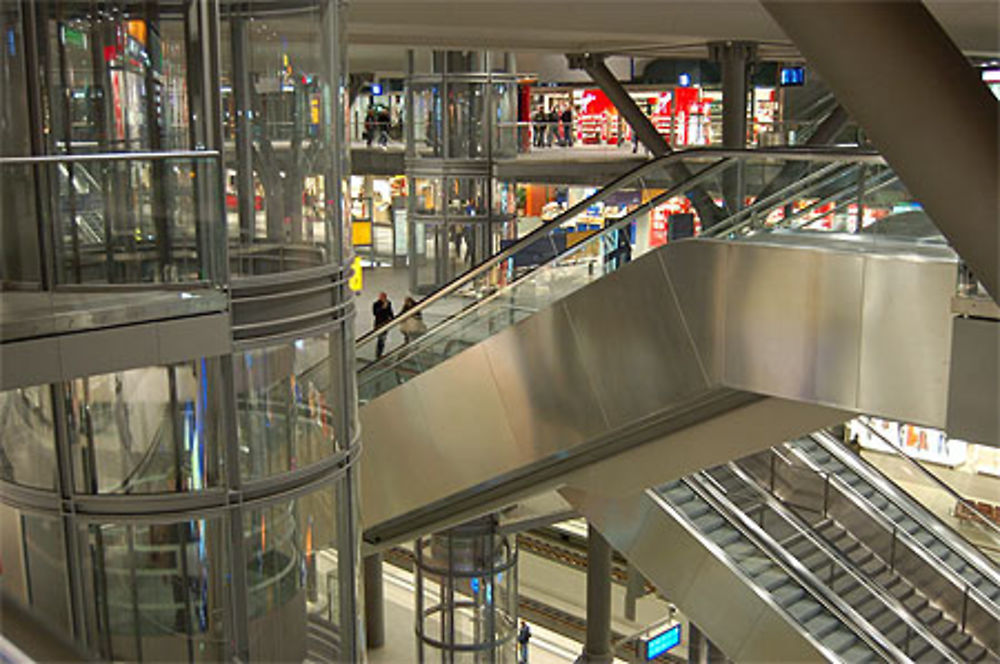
[947,317,1000,446]
[360,234,966,544]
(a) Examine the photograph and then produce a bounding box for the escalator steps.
[821,630,858,656]
[712,530,742,548]
[787,599,822,624]
[803,613,839,639]
[754,570,789,591]
[772,585,806,606]
[693,514,725,532]
[739,556,772,578]
[915,605,941,625]
[880,621,910,648]
[841,642,879,663]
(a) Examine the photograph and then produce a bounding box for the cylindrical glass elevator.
[405,50,518,293]
[0,1,361,661]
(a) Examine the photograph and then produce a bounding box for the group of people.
[372,292,426,359]
[363,106,392,147]
[531,104,574,148]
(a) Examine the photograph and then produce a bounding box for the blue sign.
[644,624,682,660]
[780,66,805,87]
[371,82,383,96]
[677,72,692,87]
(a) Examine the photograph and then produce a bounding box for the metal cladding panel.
[560,251,712,430]
[657,240,728,383]
[560,486,713,618]
[722,242,865,410]
[947,317,1000,447]
[483,303,610,456]
[360,345,519,529]
[857,254,955,427]
[360,370,438,526]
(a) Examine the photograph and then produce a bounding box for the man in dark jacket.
[560,104,574,147]
[372,292,394,358]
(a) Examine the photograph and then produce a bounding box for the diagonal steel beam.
[567,53,727,227]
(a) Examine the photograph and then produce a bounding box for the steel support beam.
[566,53,726,227]
[763,0,1000,303]
[710,41,756,214]
[754,105,850,202]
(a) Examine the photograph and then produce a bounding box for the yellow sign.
[349,256,363,292]
[352,220,372,246]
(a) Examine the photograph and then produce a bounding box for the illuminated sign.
[678,72,692,87]
[780,66,805,87]
[371,82,383,96]
[642,624,682,660]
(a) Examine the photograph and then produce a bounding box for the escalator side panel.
[561,487,830,663]
[718,238,956,428]
[361,237,961,542]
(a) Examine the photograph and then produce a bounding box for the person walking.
[372,292,394,358]
[532,106,546,148]
[546,107,559,147]
[517,620,532,664]
[363,107,376,147]
[560,104,574,147]
[399,296,427,344]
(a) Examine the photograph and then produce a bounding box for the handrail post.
[961,586,969,632]
[769,450,776,494]
[822,472,830,518]
[889,527,897,572]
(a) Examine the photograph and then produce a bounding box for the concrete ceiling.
[346,1,1000,73]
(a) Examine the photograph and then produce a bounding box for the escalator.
[564,426,1000,662]
[354,147,964,548]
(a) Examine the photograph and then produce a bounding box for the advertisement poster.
[849,417,968,467]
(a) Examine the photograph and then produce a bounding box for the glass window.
[68,360,225,494]
[237,333,348,482]
[244,487,342,661]
[0,385,58,490]
[0,505,71,633]
[78,518,228,662]
[220,1,348,276]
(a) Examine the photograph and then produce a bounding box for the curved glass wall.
[0,0,360,661]
[221,0,351,277]
[406,51,518,293]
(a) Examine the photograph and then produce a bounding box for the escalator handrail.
[702,160,856,238]
[811,430,1000,594]
[354,146,884,348]
[676,475,906,662]
[723,460,961,663]
[853,417,1000,543]
[796,434,1000,620]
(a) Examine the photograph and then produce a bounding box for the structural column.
[363,553,385,649]
[709,41,756,214]
[577,524,613,664]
